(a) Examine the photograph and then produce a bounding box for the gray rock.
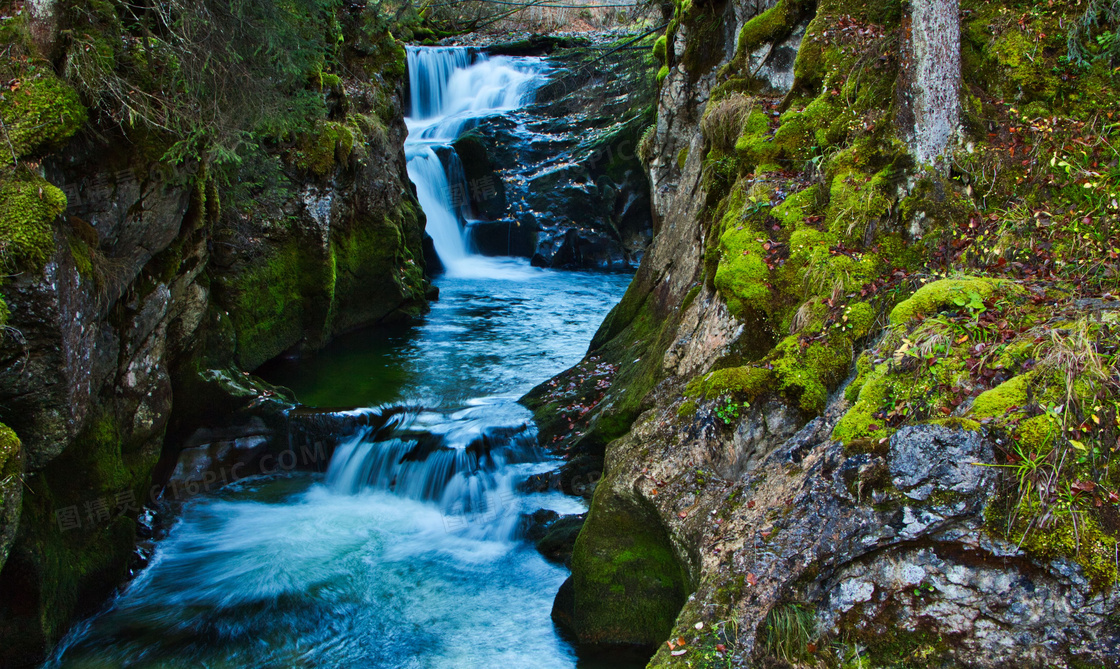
[889,424,993,501]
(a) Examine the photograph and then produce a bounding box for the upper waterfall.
[404,46,548,275]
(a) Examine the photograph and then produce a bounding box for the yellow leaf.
[1069,440,1087,451]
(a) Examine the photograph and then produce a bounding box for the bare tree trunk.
[27,0,61,60]
[903,0,960,170]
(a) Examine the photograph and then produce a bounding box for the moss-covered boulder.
[0,424,22,572]
[557,481,689,651]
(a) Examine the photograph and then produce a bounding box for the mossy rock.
[770,302,875,413]
[0,66,86,165]
[686,365,773,401]
[290,121,355,177]
[0,169,67,273]
[736,0,816,61]
[888,277,1011,326]
[653,35,668,63]
[0,422,22,571]
[0,407,153,662]
[563,484,689,650]
[770,184,822,228]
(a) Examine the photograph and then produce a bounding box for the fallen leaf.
[746,573,758,586]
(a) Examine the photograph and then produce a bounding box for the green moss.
[771,95,850,164]
[653,35,668,63]
[677,400,699,418]
[845,350,874,402]
[888,277,1006,326]
[832,361,894,445]
[1019,511,1118,589]
[686,365,773,401]
[677,146,689,170]
[969,373,1037,419]
[926,417,982,432]
[770,185,821,229]
[569,484,689,648]
[0,423,19,480]
[681,285,702,311]
[657,65,670,84]
[736,0,815,60]
[733,109,779,168]
[0,171,67,273]
[898,172,974,233]
[290,121,355,176]
[6,405,154,655]
[988,25,1059,102]
[771,325,859,414]
[0,66,87,165]
[68,239,94,278]
[712,184,774,321]
[826,168,894,243]
[228,239,325,370]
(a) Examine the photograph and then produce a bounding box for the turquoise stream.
[48,46,640,669]
[49,263,633,668]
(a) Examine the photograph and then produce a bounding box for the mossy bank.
[532,0,1120,665]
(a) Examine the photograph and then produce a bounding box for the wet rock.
[453,133,508,220]
[456,38,658,269]
[535,513,585,565]
[524,509,562,541]
[888,424,992,502]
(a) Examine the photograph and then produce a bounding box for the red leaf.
[1071,481,1097,493]
[746,573,758,586]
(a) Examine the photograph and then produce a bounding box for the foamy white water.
[404,46,548,277]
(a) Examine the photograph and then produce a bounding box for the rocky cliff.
[0,1,428,662]
[451,34,659,269]
[532,0,1120,666]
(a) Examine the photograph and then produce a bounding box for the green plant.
[1066,0,1120,68]
[763,603,816,662]
[715,396,748,425]
[950,289,987,319]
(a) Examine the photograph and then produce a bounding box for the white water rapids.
[47,48,640,669]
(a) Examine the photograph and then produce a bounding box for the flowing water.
[47,48,637,668]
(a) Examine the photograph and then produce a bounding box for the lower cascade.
[44,47,634,668]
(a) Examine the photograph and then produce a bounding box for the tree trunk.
[27,0,61,60]
[905,0,961,169]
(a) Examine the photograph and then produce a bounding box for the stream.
[46,48,637,668]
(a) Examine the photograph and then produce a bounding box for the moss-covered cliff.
[0,0,430,662]
[536,0,1120,665]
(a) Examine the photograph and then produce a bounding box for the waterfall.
[404,46,547,276]
[323,404,545,538]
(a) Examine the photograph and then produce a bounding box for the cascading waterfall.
[47,45,639,669]
[404,46,548,275]
[324,405,544,536]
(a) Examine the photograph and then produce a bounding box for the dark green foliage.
[62,0,408,172]
[1066,0,1120,67]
